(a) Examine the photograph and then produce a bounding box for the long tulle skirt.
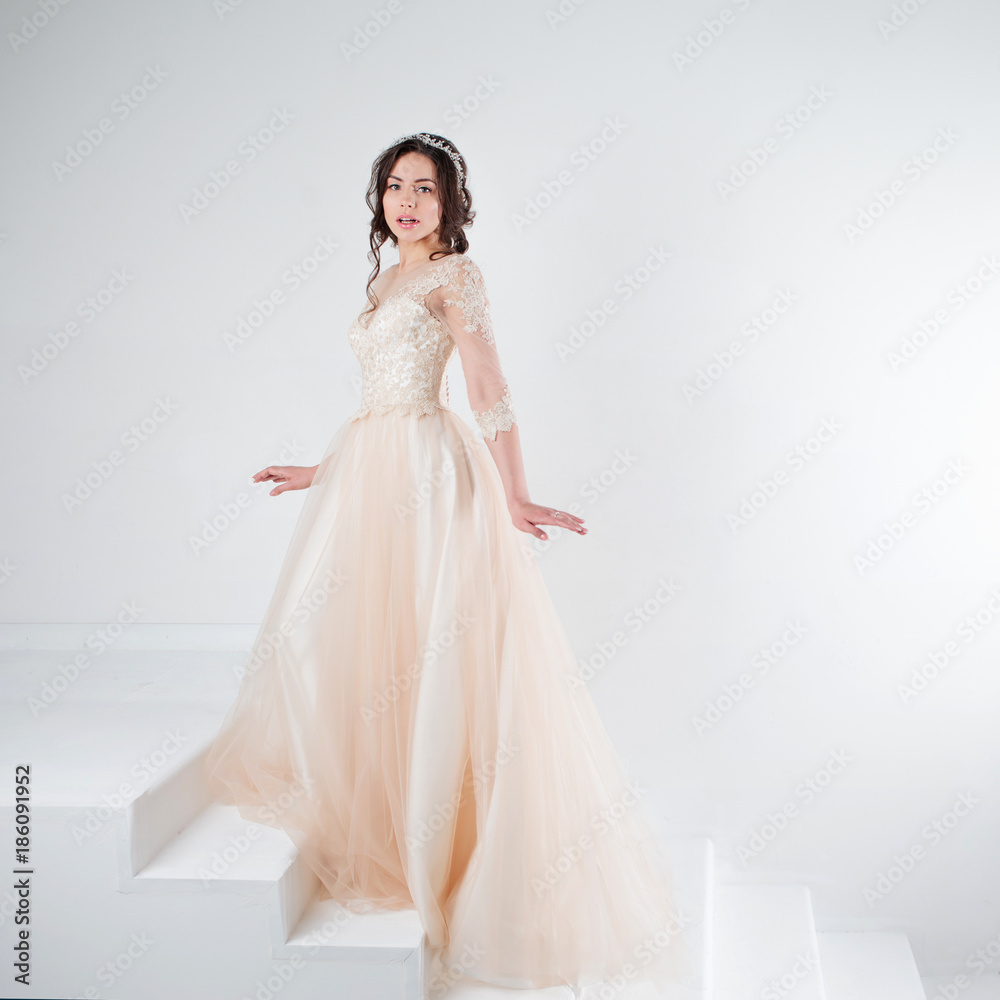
[203,408,692,994]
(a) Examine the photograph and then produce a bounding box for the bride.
[203,131,691,996]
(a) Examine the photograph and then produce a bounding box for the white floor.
[0,648,964,999]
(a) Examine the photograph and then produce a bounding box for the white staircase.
[109,734,927,999]
[713,884,825,1000]
[817,932,927,999]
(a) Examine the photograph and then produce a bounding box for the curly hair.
[362,133,475,315]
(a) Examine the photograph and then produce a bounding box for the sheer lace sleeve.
[434,256,517,441]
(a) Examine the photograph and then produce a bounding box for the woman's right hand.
[252,464,318,496]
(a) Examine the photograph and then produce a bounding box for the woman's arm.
[428,257,586,541]
[484,425,586,540]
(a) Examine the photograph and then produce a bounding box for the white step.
[817,932,925,999]
[662,836,714,1000]
[115,757,425,996]
[285,898,425,958]
[713,884,825,1000]
[120,800,298,891]
[100,695,925,1000]
[921,975,1000,999]
[282,898,425,997]
[114,737,216,879]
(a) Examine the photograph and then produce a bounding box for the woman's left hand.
[508,499,587,540]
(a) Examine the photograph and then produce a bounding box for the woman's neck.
[397,240,448,274]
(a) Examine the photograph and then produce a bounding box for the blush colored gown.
[203,252,692,996]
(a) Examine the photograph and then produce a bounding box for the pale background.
[2,0,999,980]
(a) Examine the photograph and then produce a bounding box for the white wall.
[2,0,999,978]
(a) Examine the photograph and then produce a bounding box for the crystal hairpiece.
[389,133,466,186]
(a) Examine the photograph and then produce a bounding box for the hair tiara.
[388,133,466,186]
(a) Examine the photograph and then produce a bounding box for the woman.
[203,132,691,996]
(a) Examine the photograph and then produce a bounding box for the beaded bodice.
[348,256,458,420]
[347,253,517,441]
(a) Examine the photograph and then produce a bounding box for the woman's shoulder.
[434,251,484,281]
[433,250,472,265]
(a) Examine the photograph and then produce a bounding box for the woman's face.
[383,152,442,249]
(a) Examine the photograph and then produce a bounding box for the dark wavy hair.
[362,133,475,316]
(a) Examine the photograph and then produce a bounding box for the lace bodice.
[348,253,517,441]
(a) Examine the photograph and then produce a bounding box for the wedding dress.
[203,251,692,995]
